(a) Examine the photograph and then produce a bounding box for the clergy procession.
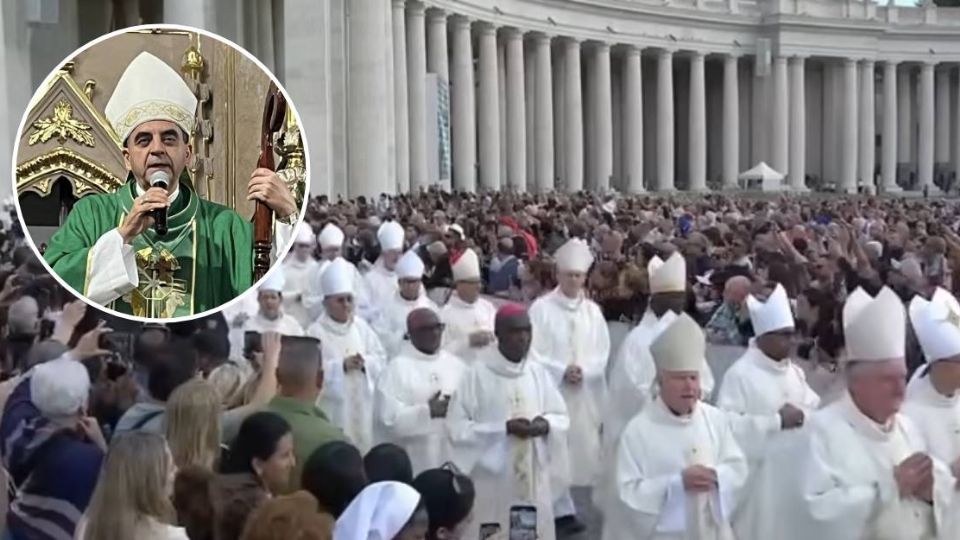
[6,189,960,540]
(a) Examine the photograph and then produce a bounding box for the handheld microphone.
[148,170,170,236]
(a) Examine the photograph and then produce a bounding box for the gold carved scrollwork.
[28,101,96,147]
[278,106,306,210]
[16,148,125,197]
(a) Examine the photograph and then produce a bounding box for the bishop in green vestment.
[42,52,299,319]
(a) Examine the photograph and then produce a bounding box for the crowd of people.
[1,189,960,539]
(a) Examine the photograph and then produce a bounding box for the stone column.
[722,53,739,190]
[534,34,555,192]
[391,0,410,193]
[897,66,913,183]
[623,45,645,193]
[689,51,707,191]
[348,0,390,196]
[919,62,935,191]
[859,60,876,190]
[593,43,613,191]
[657,49,675,191]
[505,29,527,192]
[564,37,584,192]
[789,56,807,191]
[450,16,476,192]
[956,66,960,187]
[936,67,951,169]
[841,58,858,193]
[772,56,789,176]
[478,23,501,191]
[406,3,428,191]
[882,61,900,192]
[426,9,449,81]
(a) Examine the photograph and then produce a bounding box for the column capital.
[658,48,676,58]
[687,49,707,59]
[476,21,498,35]
[842,57,858,67]
[860,58,876,67]
[530,31,552,44]
[450,14,471,29]
[881,58,900,67]
[501,26,524,40]
[789,54,808,61]
[392,0,407,8]
[623,44,643,56]
[406,1,426,16]
[426,7,446,20]
[564,36,582,48]
[592,40,611,50]
[772,55,787,65]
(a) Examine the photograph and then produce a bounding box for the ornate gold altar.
[15,28,305,234]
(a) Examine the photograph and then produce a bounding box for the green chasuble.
[44,177,254,318]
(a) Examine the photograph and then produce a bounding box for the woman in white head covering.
[334,481,428,540]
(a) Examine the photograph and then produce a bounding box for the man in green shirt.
[267,335,346,492]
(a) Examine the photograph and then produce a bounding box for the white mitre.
[319,223,345,248]
[842,286,906,362]
[378,221,406,252]
[909,287,960,363]
[294,223,315,246]
[452,248,481,282]
[105,52,198,143]
[648,252,687,293]
[747,283,795,336]
[322,258,355,297]
[396,250,425,279]
[259,268,286,293]
[649,311,706,372]
[555,238,594,273]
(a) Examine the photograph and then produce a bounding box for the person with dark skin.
[375,308,466,475]
[495,310,551,443]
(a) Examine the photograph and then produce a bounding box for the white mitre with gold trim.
[842,286,906,362]
[105,52,198,143]
[649,311,706,372]
[909,287,960,363]
[648,252,687,293]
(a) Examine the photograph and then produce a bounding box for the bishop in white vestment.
[608,312,747,540]
[302,223,369,321]
[373,249,438,358]
[376,308,466,474]
[306,258,387,453]
[281,223,320,328]
[599,253,714,515]
[529,239,609,529]
[243,269,305,337]
[717,283,820,539]
[904,288,960,537]
[362,221,406,320]
[783,287,956,540]
[448,305,570,540]
[440,249,497,364]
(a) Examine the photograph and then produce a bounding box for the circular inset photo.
[13,24,309,322]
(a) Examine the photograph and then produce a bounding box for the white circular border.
[11,23,312,324]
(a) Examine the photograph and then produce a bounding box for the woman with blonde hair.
[81,432,187,540]
[165,378,222,470]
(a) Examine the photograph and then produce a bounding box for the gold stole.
[344,347,371,452]
[511,388,535,503]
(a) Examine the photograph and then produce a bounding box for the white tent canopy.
[738,162,785,191]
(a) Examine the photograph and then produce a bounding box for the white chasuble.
[306,313,386,453]
[716,346,820,462]
[793,393,954,540]
[375,343,466,474]
[529,288,610,487]
[440,293,497,364]
[373,290,438,359]
[281,256,319,328]
[447,348,570,540]
[607,397,745,540]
